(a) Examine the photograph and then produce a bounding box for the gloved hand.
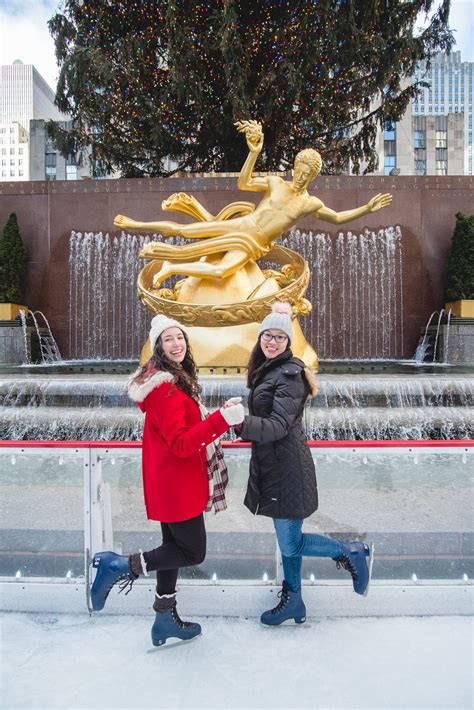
[222,396,243,409]
[220,403,245,425]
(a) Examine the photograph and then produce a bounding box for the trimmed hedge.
[446,212,474,302]
[0,213,27,304]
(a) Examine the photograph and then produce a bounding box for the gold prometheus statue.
[114,120,392,368]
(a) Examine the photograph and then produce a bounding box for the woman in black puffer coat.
[238,303,372,626]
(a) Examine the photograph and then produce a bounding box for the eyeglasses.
[261,331,288,344]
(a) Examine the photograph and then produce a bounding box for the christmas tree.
[48,0,453,177]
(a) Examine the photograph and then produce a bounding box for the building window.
[18,170,24,177]
[415,160,426,176]
[414,130,425,149]
[45,153,57,179]
[9,127,14,133]
[436,131,447,148]
[19,147,23,155]
[384,140,396,156]
[66,164,78,180]
[0,128,6,134]
[10,170,15,176]
[45,152,57,167]
[1,149,6,155]
[384,121,396,140]
[18,159,23,166]
[384,155,396,175]
[1,160,5,166]
[10,148,15,155]
[436,160,447,175]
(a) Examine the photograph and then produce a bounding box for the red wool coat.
[128,370,230,522]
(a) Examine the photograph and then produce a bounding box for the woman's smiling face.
[260,329,288,359]
[160,327,186,364]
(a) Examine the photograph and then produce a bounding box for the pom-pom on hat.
[149,314,187,352]
[258,302,293,344]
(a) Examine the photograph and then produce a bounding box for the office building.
[413,51,472,175]
[0,61,87,181]
[369,52,472,176]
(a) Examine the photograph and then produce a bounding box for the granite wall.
[0,174,472,360]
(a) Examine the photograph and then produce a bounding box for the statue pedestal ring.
[138,246,318,370]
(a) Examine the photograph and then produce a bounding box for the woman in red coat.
[90,315,244,646]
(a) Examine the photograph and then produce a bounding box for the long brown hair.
[134,331,201,400]
[246,337,291,388]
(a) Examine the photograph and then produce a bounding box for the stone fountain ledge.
[0,373,472,407]
[1,371,472,440]
[1,405,472,441]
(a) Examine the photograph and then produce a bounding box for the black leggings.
[142,514,206,595]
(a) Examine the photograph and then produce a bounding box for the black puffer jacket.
[242,351,318,520]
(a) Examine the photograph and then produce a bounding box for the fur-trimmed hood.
[127,369,174,403]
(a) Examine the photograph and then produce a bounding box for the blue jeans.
[273,518,345,593]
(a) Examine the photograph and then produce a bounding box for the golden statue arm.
[315,193,393,225]
[235,120,268,192]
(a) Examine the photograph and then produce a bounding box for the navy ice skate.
[90,551,138,611]
[334,540,373,596]
[151,596,201,646]
[260,582,306,626]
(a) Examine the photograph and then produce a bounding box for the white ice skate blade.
[85,548,93,614]
[364,542,375,597]
[260,619,311,628]
[147,633,202,652]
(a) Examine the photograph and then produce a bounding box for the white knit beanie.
[149,314,187,352]
[258,302,293,344]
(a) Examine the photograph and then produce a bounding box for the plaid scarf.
[198,402,229,514]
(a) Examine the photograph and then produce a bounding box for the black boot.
[151,592,201,646]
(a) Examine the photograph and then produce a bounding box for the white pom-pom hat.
[149,314,187,352]
[258,302,293,344]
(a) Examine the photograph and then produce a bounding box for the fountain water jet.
[68,226,404,361]
[18,309,30,364]
[282,226,404,359]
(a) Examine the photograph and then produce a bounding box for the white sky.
[0,0,473,93]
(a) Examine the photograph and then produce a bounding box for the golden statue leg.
[152,249,249,288]
[140,231,252,262]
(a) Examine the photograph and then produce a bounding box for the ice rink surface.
[1,612,472,710]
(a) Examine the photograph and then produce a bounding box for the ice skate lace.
[271,588,289,614]
[336,554,358,582]
[171,605,193,629]
[104,573,135,598]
